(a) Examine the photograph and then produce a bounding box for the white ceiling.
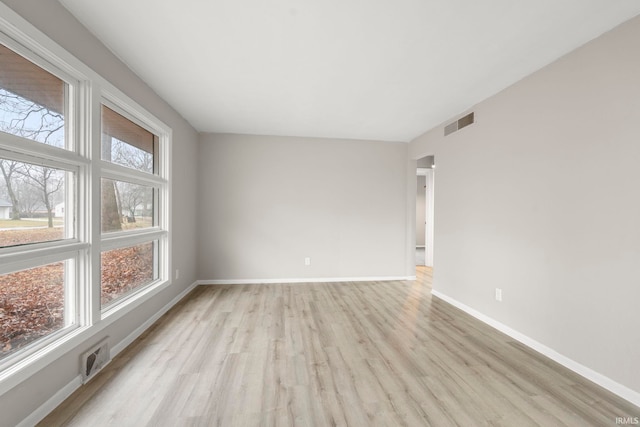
[60,0,640,142]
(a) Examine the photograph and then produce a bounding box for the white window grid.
[97,98,169,314]
[0,15,172,385]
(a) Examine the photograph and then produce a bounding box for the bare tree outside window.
[101,105,156,232]
[0,88,64,147]
[111,137,153,174]
[101,134,122,232]
[0,159,21,219]
[15,177,43,216]
[17,165,64,228]
[0,159,66,247]
[101,178,153,232]
[118,180,152,223]
[0,86,66,228]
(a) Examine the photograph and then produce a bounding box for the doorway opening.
[416,155,434,267]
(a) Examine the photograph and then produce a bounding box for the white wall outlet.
[175,269,180,280]
[304,257,311,266]
[495,288,502,302]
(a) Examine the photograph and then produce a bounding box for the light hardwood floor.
[40,267,639,426]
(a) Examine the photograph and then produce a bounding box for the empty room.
[1,1,639,426]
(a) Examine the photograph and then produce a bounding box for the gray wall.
[198,133,409,281]
[0,1,199,425]
[416,156,434,169]
[410,15,640,396]
[416,175,426,246]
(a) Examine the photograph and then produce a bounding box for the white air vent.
[444,112,475,136]
[81,338,110,383]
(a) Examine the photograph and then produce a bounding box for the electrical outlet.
[495,288,502,302]
[175,269,180,280]
[304,257,311,266]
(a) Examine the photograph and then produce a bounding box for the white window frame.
[98,97,170,316]
[0,3,172,396]
[0,31,86,373]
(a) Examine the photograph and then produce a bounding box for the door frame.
[416,167,434,267]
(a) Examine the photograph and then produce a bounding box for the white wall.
[416,156,434,169]
[198,133,410,281]
[0,2,199,426]
[410,15,640,399]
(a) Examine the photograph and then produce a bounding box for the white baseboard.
[431,290,640,408]
[18,280,198,427]
[16,375,82,427]
[198,275,415,285]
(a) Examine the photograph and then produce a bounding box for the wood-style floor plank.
[39,267,639,426]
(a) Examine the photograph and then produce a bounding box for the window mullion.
[0,140,87,171]
[88,84,102,326]
[100,161,165,187]
[100,229,166,252]
[0,244,87,275]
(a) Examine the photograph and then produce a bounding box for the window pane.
[1,261,69,359]
[101,178,154,233]
[101,105,156,174]
[101,241,157,307]
[0,158,70,247]
[0,44,66,149]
